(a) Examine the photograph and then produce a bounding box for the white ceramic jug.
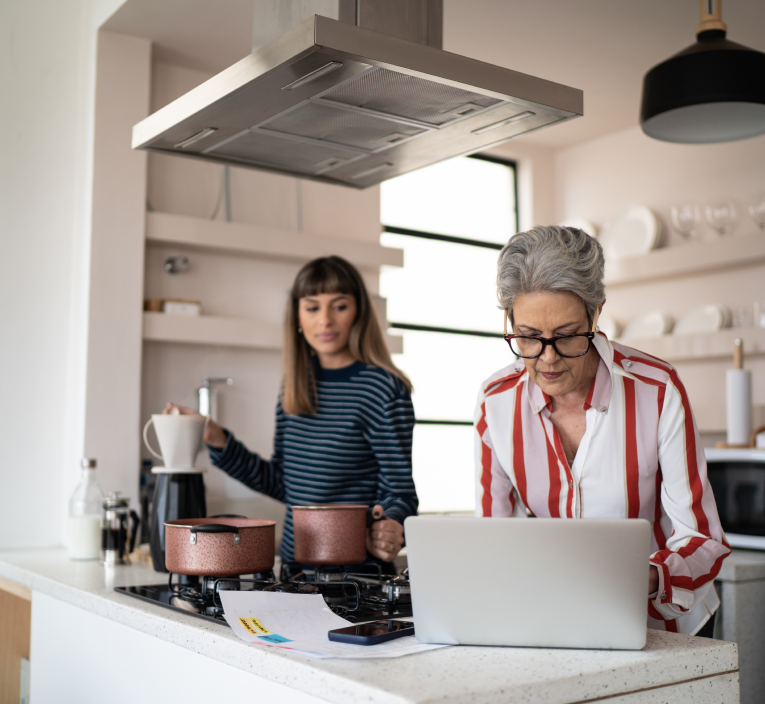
[143,413,207,470]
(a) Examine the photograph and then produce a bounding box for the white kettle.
[143,412,207,471]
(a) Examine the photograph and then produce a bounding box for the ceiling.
[103,0,765,149]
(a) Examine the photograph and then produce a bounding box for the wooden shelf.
[142,312,404,354]
[143,312,281,349]
[604,232,765,288]
[145,212,403,270]
[617,327,765,363]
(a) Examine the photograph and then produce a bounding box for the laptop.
[404,516,650,650]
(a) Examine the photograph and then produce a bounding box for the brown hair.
[281,256,412,415]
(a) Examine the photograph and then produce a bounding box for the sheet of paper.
[219,591,447,659]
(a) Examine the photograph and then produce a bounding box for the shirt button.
[534,406,539,413]
[625,361,633,368]
[569,481,574,489]
[514,367,522,373]
[660,593,667,601]
[599,406,607,412]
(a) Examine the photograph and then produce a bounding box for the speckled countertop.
[0,548,739,704]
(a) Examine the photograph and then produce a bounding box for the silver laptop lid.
[404,517,650,650]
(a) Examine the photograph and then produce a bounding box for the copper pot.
[164,517,276,576]
[292,504,368,566]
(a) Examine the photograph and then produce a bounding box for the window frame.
[382,153,519,425]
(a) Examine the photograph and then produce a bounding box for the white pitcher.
[143,413,207,470]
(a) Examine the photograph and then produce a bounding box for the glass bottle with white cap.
[67,458,103,560]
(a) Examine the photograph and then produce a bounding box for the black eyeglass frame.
[503,332,596,359]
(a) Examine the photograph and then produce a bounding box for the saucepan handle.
[128,510,141,554]
[189,523,240,545]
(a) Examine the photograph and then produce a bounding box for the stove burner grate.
[117,564,411,627]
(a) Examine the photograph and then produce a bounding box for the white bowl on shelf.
[621,311,673,340]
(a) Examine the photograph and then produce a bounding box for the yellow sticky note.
[238,617,256,635]
[246,616,271,635]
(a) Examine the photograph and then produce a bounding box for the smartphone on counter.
[328,620,415,645]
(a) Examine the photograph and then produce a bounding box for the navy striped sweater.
[208,361,418,563]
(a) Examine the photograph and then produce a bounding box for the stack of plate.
[673,305,730,335]
[621,312,673,340]
[598,205,661,259]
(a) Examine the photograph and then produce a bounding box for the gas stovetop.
[115,563,412,627]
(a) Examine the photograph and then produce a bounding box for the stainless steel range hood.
[132,13,582,188]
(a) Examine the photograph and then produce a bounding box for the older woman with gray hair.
[475,225,729,636]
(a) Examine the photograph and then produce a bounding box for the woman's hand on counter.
[648,565,659,595]
[163,403,227,448]
[366,504,405,562]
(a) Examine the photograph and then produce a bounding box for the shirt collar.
[527,332,615,415]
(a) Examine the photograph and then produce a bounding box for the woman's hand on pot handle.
[163,403,227,448]
[366,504,404,562]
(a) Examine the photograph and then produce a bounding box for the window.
[380,155,518,513]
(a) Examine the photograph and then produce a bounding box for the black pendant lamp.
[640,0,765,144]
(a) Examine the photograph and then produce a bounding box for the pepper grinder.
[726,338,752,447]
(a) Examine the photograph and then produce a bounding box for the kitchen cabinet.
[717,550,765,704]
[0,577,30,704]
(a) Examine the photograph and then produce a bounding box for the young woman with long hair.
[166,256,418,569]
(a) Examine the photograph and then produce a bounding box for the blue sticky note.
[258,634,293,644]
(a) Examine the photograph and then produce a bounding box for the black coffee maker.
[142,413,210,572]
[149,469,206,572]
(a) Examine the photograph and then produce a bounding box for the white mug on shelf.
[143,414,207,470]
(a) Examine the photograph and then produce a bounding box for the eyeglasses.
[504,332,595,358]
[503,309,598,359]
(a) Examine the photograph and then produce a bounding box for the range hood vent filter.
[208,131,361,174]
[320,67,503,126]
[261,100,427,151]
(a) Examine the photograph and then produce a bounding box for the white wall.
[0,0,129,549]
[84,29,151,500]
[554,126,765,432]
[484,141,556,231]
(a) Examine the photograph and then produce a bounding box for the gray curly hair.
[497,226,605,327]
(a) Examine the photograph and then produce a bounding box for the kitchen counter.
[0,548,739,704]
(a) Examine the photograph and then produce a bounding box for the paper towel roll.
[726,369,752,445]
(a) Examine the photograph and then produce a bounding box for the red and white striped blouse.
[474,332,730,635]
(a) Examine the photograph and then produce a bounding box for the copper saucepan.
[292,504,368,567]
[164,517,276,576]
